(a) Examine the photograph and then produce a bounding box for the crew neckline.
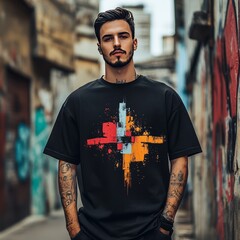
[99,75,142,87]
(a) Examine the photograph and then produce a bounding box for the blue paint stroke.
[15,122,30,181]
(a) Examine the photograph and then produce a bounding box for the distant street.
[0,211,69,240]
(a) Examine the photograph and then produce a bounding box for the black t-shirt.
[44,75,202,240]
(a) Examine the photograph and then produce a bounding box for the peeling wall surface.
[0,0,99,231]
[0,0,33,230]
[179,0,240,239]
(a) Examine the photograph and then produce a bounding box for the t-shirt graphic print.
[87,100,166,191]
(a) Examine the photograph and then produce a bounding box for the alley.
[0,0,240,239]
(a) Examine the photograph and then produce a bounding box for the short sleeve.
[43,100,80,165]
[167,93,202,160]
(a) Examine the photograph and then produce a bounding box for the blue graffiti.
[15,122,30,181]
[32,107,48,214]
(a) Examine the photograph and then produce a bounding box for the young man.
[44,7,202,240]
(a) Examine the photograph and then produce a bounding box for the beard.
[103,46,134,68]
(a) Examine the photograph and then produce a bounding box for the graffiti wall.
[31,87,59,215]
[0,0,99,231]
[188,0,240,239]
[0,68,31,230]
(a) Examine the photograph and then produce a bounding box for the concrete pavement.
[0,210,69,240]
[174,209,195,240]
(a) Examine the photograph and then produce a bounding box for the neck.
[104,61,137,84]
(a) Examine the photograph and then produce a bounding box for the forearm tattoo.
[58,161,80,236]
[58,162,77,209]
[163,169,188,221]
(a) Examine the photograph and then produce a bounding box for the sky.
[100,0,175,55]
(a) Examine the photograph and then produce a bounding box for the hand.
[159,227,170,236]
[70,230,82,240]
[68,225,81,238]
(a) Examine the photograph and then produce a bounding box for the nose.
[113,36,120,48]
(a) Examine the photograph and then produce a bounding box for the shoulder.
[67,78,100,100]
[142,76,184,110]
[141,76,179,96]
[62,78,99,111]
[70,78,100,97]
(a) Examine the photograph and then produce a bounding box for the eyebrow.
[102,32,130,40]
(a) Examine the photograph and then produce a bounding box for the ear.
[133,38,138,51]
[97,43,103,55]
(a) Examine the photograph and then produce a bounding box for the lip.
[111,50,125,56]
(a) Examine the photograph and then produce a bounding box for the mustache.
[110,49,126,56]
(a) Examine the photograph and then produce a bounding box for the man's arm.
[160,156,188,234]
[58,160,81,238]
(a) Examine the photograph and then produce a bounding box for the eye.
[103,36,113,42]
[119,35,128,39]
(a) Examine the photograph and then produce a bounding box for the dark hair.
[94,7,135,42]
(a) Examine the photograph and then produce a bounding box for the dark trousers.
[77,228,171,240]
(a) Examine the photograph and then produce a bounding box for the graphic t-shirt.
[43,75,202,240]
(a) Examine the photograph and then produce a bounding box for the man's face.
[98,20,137,68]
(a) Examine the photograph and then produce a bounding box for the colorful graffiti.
[31,107,48,214]
[212,1,239,239]
[15,122,30,181]
[186,0,240,239]
[32,93,59,214]
[0,0,77,231]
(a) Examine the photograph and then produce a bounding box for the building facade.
[174,0,240,239]
[122,4,152,63]
[0,0,99,230]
